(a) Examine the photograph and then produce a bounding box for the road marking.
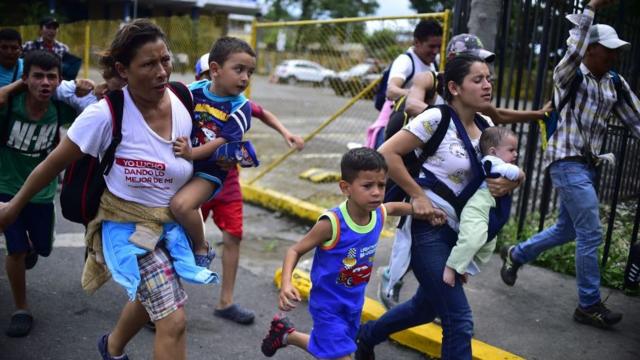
[0,232,85,249]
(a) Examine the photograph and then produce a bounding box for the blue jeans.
[512,160,602,307]
[360,221,473,360]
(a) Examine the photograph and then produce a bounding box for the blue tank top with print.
[309,201,386,311]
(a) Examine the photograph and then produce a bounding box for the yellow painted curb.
[242,182,395,238]
[299,168,341,183]
[274,267,523,360]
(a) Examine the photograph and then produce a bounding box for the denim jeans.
[360,220,473,360]
[512,160,602,307]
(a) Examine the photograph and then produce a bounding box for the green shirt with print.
[0,91,76,203]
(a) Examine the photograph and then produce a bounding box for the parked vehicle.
[329,62,382,98]
[273,59,336,86]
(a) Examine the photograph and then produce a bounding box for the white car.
[274,59,336,86]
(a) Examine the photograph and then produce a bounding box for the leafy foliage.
[408,0,455,13]
[264,0,379,21]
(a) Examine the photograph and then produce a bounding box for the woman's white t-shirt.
[404,107,493,227]
[67,86,193,207]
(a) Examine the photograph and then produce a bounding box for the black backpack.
[374,52,414,111]
[60,82,194,225]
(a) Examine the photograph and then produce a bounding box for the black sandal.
[6,311,33,337]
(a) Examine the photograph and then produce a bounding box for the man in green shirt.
[0,50,76,337]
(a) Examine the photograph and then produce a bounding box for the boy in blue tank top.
[261,148,429,359]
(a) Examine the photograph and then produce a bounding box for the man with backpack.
[500,0,640,329]
[0,50,76,337]
[366,19,442,148]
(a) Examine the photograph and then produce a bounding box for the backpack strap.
[102,90,124,176]
[167,81,195,122]
[556,69,583,112]
[402,52,415,87]
[1,95,14,146]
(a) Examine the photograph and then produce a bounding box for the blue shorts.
[308,305,361,359]
[0,193,55,256]
[193,159,227,198]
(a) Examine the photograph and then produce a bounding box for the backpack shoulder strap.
[1,95,14,146]
[609,70,633,110]
[102,89,124,175]
[404,51,415,86]
[558,69,583,112]
[168,81,195,121]
[418,104,451,162]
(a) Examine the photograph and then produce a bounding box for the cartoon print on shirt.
[421,117,440,135]
[336,247,372,287]
[448,168,466,185]
[449,140,468,158]
[426,154,445,166]
[193,118,220,147]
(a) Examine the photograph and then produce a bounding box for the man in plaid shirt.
[22,17,69,59]
[500,0,640,329]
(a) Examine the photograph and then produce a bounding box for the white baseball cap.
[194,53,210,77]
[588,24,630,50]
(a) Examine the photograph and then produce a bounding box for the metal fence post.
[83,22,90,79]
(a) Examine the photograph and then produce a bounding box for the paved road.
[0,203,426,360]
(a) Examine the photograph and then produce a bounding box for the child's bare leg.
[218,231,240,309]
[154,308,187,360]
[286,330,310,351]
[171,178,217,254]
[108,300,149,356]
[6,252,28,310]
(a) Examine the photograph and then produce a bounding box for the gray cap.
[446,33,495,62]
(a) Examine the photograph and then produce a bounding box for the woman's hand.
[411,196,447,226]
[173,136,192,160]
[486,175,523,197]
[278,283,301,311]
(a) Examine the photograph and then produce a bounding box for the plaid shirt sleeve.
[552,8,594,93]
[614,77,640,139]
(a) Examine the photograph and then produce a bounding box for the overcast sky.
[375,0,413,17]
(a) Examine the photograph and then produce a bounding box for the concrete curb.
[241,182,395,238]
[273,267,523,360]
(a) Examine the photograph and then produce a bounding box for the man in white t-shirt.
[366,20,442,149]
[386,20,442,102]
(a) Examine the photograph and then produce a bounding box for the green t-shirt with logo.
[0,91,76,203]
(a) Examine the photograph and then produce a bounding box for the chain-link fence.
[242,12,451,209]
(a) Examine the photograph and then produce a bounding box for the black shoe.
[500,245,521,286]
[25,250,38,270]
[354,328,375,360]
[573,301,623,329]
[261,314,295,357]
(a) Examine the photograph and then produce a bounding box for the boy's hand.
[75,79,96,97]
[284,132,305,151]
[443,266,456,287]
[173,137,192,160]
[279,283,301,311]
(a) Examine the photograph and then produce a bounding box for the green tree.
[263,0,379,51]
[409,0,454,13]
[264,0,379,21]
